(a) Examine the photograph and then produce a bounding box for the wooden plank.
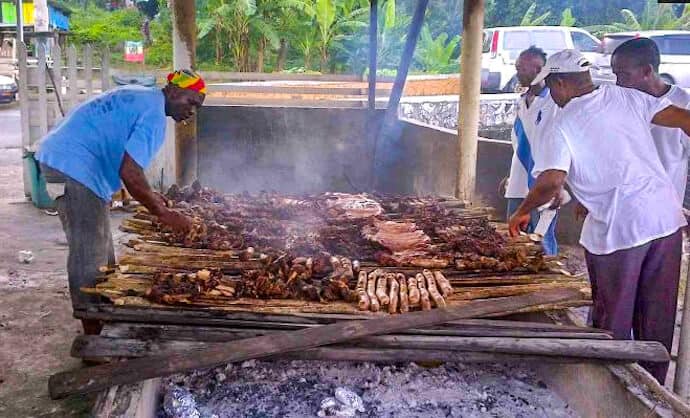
[37,46,48,137]
[93,377,160,418]
[67,45,78,111]
[208,84,391,95]
[75,297,592,328]
[51,43,63,122]
[72,336,620,366]
[99,322,611,342]
[202,96,378,108]
[84,44,93,98]
[72,334,662,362]
[100,46,110,92]
[48,289,581,398]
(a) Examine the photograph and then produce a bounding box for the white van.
[591,30,690,88]
[481,26,601,92]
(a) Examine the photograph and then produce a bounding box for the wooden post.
[367,0,378,112]
[15,0,23,44]
[171,0,197,186]
[84,44,93,98]
[101,46,110,92]
[67,45,78,111]
[455,0,484,202]
[674,250,690,400]
[18,41,31,197]
[37,44,48,137]
[51,43,63,121]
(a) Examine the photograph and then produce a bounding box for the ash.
[160,360,577,418]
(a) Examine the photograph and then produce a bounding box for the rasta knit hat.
[166,69,207,94]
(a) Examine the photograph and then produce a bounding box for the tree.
[587,0,690,36]
[519,2,550,26]
[313,0,367,72]
[198,0,231,65]
[560,7,576,27]
[414,25,459,74]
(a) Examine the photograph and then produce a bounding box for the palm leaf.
[519,3,536,26]
[198,17,216,39]
[383,0,395,30]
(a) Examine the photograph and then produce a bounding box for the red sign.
[124,41,144,62]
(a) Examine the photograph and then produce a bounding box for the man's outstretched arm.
[120,153,191,233]
[653,105,690,138]
[508,169,567,236]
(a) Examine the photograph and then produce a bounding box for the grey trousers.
[41,164,115,310]
[585,229,682,384]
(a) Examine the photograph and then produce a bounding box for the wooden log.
[92,377,160,418]
[49,289,581,398]
[99,321,611,343]
[72,336,622,366]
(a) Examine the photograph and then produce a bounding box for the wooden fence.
[18,42,110,195]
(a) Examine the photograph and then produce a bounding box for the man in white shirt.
[612,37,690,202]
[507,49,690,384]
[505,46,561,255]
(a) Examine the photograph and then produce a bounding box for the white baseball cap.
[531,49,597,86]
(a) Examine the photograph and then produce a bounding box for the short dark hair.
[612,37,660,72]
[520,45,547,64]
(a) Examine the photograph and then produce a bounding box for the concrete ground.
[0,104,94,417]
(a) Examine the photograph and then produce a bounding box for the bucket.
[23,152,56,209]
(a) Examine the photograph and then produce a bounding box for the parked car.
[591,30,690,88]
[481,26,601,92]
[0,74,17,103]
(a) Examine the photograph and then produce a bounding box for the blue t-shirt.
[36,85,167,201]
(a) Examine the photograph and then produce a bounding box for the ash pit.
[160,360,576,418]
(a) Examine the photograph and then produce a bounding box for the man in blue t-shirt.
[35,69,206,332]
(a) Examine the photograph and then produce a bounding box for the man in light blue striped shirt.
[504,46,560,255]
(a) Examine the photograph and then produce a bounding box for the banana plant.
[414,25,459,74]
[587,0,690,36]
[314,0,367,72]
[519,2,550,26]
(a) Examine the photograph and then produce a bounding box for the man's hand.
[120,153,169,217]
[157,209,192,233]
[509,212,531,237]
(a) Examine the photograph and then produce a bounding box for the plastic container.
[112,74,156,87]
[23,151,56,209]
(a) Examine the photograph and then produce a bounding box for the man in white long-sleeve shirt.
[612,37,690,203]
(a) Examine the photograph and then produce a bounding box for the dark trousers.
[41,164,115,311]
[585,229,682,384]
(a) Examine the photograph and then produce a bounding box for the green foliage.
[69,6,142,49]
[71,0,690,75]
[587,0,690,36]
[560,8,576,27]
[519,3,551,26]
[413,26,459,74]
[145,0,172,67]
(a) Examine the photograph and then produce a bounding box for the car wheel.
[660,74,675,85]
